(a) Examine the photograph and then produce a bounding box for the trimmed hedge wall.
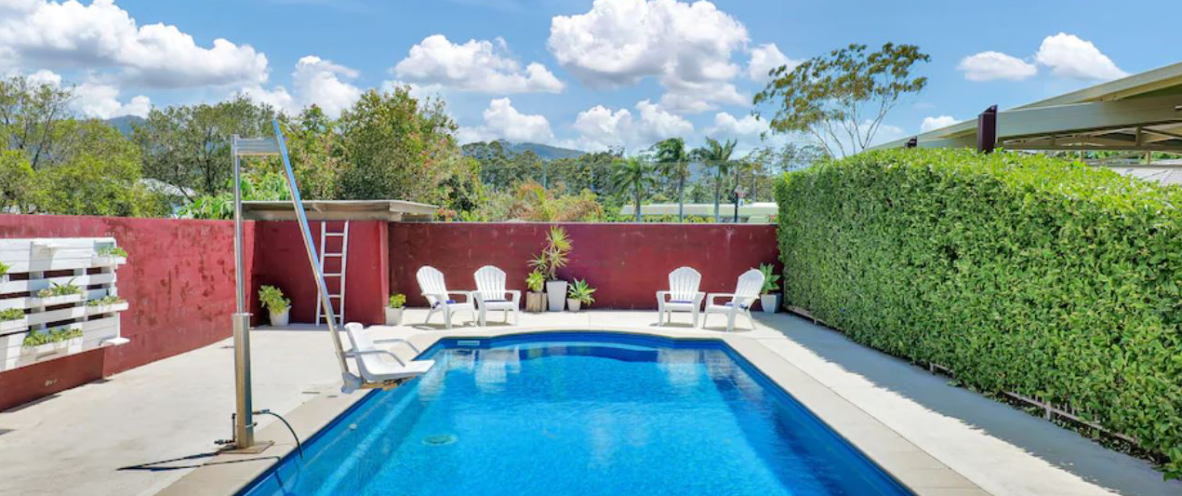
[775,149,1182,477]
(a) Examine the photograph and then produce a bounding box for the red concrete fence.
[388,223,781,309]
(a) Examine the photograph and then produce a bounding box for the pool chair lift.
[226,120,437,452]
[341,323,434,392]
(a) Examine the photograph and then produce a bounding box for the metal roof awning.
[872,61,1182,153]
[241,200,437,222]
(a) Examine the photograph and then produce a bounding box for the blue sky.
[4,0,1178,154]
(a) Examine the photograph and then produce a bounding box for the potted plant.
[525,270,546,313]
[757,263,782,314]
[386,293,406,325]
[34,280,83,306]
[530,226,572,312]
[566,279,596,312]
[259,285,291,326]
[0,261,9,284]
[0,308,25,333]
[93,246,128,265]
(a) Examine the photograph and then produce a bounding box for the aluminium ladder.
[315,221,349,326]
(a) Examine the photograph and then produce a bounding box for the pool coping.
[158,325,989,496]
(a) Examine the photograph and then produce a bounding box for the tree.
[610,157,657,222]
[0,75,74,170]
[754,43,929,157]
[652,137,692,222]
[33,120,167,217]
[133,96,275,199]
[0,150,34,212]
[336,87,469,205]
[693,137,737,222]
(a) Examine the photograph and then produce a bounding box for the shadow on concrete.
[761,313,1182,496]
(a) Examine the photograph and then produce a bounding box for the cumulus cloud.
[920,115,957,133]
[20,69,150,119]
[457,98,554,144]
[241,56,362,117]
[959,33,1126,83]
[569,99,693,151]
[706,112,767,139]
[957,51,1037,82]
[748,43,797,82]
[548,0,748,113]
[393,35,563,94]
[0,0,269,88]
[1035,33,1127,80]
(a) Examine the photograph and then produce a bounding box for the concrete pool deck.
[1,310,1178,496]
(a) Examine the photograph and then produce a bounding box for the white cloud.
[1035,33,1127,81]
[569,99,693,151]
[958,51,1037,82]
[240,56,362,117]
[393,35,563,94]
[706,112,767,139]
[457,98,554,144]
[18,69,149,119]
[548,0,748,113]
[920,115,957,133]
[748,43,797,82]
[0,0,269,88]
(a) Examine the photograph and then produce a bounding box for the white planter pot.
[0,318,28,333]
[760,294,780,314]
[269,308,290,327]
[545,281,567,312]
[567,298,581,312]
[385,307,404,326]
[34,294,83,307]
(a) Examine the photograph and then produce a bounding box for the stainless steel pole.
[271,121,350,375]
[231,135,255,449]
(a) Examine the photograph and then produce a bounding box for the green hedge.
[775,148,1182,477]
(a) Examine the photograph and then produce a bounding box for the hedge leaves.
[775,149,1182,477]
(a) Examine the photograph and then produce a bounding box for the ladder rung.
[323,253,344,257]
[328,294,343,299]
[323,273,343,277]
[324,233,346,237]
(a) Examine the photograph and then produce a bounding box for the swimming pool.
[241,332,912,496]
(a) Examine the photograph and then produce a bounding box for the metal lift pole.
[270,120,350,375]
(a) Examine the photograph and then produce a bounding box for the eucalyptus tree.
[692,137,737,222]
[610,157,657,222]
[652,137,692,222]
[754,43,929,157]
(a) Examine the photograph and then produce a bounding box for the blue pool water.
[241,333,912,496]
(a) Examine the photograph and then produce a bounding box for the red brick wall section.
[0,215,252,411]
[252,220,388,326]
[388,223,781,310]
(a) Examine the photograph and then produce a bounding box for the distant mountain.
[464,140,586,160]
[105,115,145,135]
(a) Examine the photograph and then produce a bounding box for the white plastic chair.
[343,323,434,387]
[416,266,476,329]
[656,267,705,326]
[702,268,765,332]
[473,265,520,326]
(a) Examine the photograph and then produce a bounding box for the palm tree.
[652,138,690,222]
[692,138,737,222]
[610,157,656,222]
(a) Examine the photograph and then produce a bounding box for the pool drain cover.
[422,434,458,446]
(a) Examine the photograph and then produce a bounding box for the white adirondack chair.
[702,268,765,332]
[473,265,520,326]
[343,323,434,389]
[416,266,476,329]
[656,267,705,326]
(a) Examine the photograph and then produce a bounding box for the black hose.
[254,409,304,459]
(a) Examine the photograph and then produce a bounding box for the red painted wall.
[388,223,781,309]
[252,221,388,325]
[0,215,253,411]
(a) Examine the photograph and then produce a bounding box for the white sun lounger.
[417,266,476,329]
[656,266,705,327]
[702,268,765,332]
[473,265,520,326]
[343,323,434,389]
